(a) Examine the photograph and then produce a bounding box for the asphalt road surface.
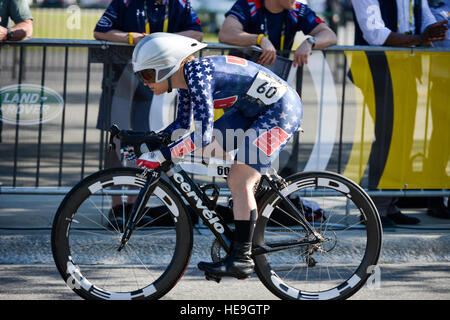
[0,262,449,300]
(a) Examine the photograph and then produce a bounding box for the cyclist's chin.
[152,86,168,95]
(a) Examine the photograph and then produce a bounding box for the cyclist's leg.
[197,110,258,279]
[227,163,260,221]
[198,91,303,279]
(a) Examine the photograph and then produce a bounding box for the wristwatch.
[306,36,316,49]
[6,28,14,40]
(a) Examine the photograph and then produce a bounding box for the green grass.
[30,8,218,42]
[31,8,103,39]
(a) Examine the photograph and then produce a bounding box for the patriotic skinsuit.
[158,55,303,173]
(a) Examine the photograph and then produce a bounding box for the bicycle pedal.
[204,272,221,283]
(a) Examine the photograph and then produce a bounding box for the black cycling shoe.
[198,241,255,280]
[108,204,153,232]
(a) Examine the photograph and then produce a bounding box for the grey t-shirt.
[0,0,33,28]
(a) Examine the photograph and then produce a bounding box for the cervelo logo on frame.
[173,172,225,234]
[0,84,64,125]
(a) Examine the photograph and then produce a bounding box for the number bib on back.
[246,70,288,105]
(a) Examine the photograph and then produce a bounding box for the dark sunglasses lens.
[138,69,155,82]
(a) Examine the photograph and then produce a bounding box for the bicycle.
[51,125,382,300]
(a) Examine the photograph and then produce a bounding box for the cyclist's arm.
[160,89,193,138]
[160,60,215,160]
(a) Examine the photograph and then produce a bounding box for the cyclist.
[132,32,303,279]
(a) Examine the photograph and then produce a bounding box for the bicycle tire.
[51,167,193,300]
[253,171,382,300]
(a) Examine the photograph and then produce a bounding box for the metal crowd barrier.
[0,39,449,198]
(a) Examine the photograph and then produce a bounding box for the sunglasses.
[136,69,156,83]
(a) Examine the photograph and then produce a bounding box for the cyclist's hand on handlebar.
[136,150,166,170]
[140,131,171,153]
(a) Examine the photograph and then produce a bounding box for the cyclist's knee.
[227,164,260,193]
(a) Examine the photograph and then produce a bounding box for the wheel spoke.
[52,170,192,300]
[257,173,381,300]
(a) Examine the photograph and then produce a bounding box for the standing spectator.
[93,0,203,228]
[218,0,337,67]
[425,0,449,219]
[0,0,33,143]
[351,0,447,226]
[93,0,203,139]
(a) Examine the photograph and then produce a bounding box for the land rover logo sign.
[0,84,64,125]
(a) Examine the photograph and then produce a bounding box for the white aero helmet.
[132,32,207,83]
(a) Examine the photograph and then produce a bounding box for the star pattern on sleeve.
[161,89,193,135]
[185,57,216,148]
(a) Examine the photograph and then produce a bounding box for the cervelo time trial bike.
[51,125,382,300]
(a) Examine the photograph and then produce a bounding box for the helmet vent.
[158,67,173,81]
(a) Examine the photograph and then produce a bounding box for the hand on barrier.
[421,20,448,45]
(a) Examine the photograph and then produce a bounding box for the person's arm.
[351,0,392,45]
[351,0,447,47]
[93,29,146,44]
[176,0,203,41]
[93,0,146,44]
[1,0,33,41]
[160,60,215,161]
[176,30,203,41]
[219,15,277,66]
[160,89,193,137]
[383,20,447,46]
[7,19,33,40]
[293,23,337,66]
[218,15,259,46]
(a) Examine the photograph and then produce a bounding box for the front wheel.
[51,168,193,300]
[253,171,382,300]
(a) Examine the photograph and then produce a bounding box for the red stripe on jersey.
[225,56,248,66]
[213,96,238,109]
[253,127,290,156]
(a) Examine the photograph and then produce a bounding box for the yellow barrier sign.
[344,50,449,189]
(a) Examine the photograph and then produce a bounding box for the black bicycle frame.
[166,166,321,256]
[120,162,321,256]
[167,167,234,254]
